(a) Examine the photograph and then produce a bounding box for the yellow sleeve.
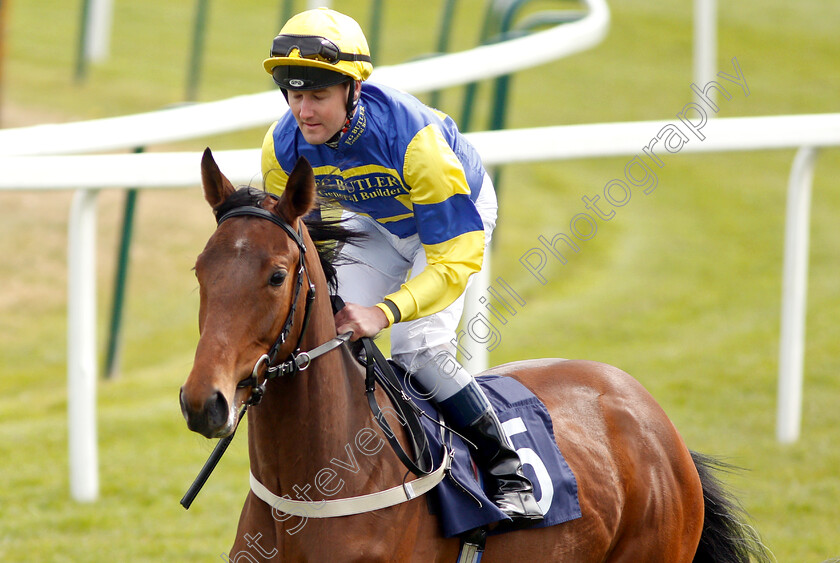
[382,124,485,322]
[261,121,288,195]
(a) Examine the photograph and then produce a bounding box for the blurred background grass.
[1,0,838,561]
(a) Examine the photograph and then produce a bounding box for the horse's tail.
[690,451,774,563]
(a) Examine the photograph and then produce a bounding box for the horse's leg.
[601,439,704,563]
[228,493,283,561]
[544,361,703,562]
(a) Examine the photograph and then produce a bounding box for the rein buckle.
[296,351,312,371]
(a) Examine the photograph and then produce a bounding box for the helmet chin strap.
[345,80,358,113]
[324,115,351,149]
[325,80,359,148]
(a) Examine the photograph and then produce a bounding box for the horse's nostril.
[181,386,231,437]
[205,390,230,430]
[179,388,189,421]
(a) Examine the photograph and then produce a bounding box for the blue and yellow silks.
[262,82,488,324]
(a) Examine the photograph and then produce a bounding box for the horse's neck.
[246,294,386,498]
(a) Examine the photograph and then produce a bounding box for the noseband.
[215,203,316,406]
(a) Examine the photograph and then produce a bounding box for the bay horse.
[180,149,770,562]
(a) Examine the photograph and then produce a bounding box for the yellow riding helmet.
[263,8,373,87]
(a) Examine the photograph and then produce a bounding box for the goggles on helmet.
[270,34,371,65]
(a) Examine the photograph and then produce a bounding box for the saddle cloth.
[408,373,582,538]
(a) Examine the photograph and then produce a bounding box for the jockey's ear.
[200,148,236,209]
[276,156,316,221]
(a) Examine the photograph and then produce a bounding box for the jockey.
[261,7,543,525]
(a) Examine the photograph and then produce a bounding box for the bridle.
[216,202,436,474]
[181,200,347,509]
[182,197,439,510]
[215,202,345,407]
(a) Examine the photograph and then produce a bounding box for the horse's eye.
[269,271,287,287]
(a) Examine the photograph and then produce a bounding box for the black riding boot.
[458,408,544,525]
[434,380,544,526]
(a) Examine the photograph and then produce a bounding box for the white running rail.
[2,115,837,465]
[3,0,835,503]
[0,0,609,157]
[0,1,610,502]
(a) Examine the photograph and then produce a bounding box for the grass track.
[1,0,838,561]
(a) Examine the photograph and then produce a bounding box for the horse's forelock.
[211,186,363,293]
[212,186,270,221]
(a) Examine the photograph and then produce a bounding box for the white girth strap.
[249,446,450,518]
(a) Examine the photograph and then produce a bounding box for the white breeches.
[334,174,497,401]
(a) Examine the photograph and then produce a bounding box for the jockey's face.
[288,82,353,145]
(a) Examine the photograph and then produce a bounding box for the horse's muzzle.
[180,387,234,439]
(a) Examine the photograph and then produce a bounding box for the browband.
[216,206,306,252]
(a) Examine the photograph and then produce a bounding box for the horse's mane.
[215,187,363,292]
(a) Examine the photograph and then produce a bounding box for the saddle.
[334,295,581,545]
[364,352,582,537]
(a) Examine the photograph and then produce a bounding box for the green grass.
[2,0,839,561]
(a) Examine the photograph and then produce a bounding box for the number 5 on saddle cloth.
[357,332,582,538]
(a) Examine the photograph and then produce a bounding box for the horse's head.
[179,148,316,438]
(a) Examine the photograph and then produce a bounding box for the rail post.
[186,0,211,101]
[776,146,818,443]
[68,188,101,502]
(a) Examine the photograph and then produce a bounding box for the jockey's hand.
[335,302,390,341]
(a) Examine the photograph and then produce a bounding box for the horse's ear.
[275,156,316,220]
[200,148,236,208]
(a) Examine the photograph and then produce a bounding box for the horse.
[180,148,770,562]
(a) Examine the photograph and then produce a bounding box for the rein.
[362,337,433,477]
